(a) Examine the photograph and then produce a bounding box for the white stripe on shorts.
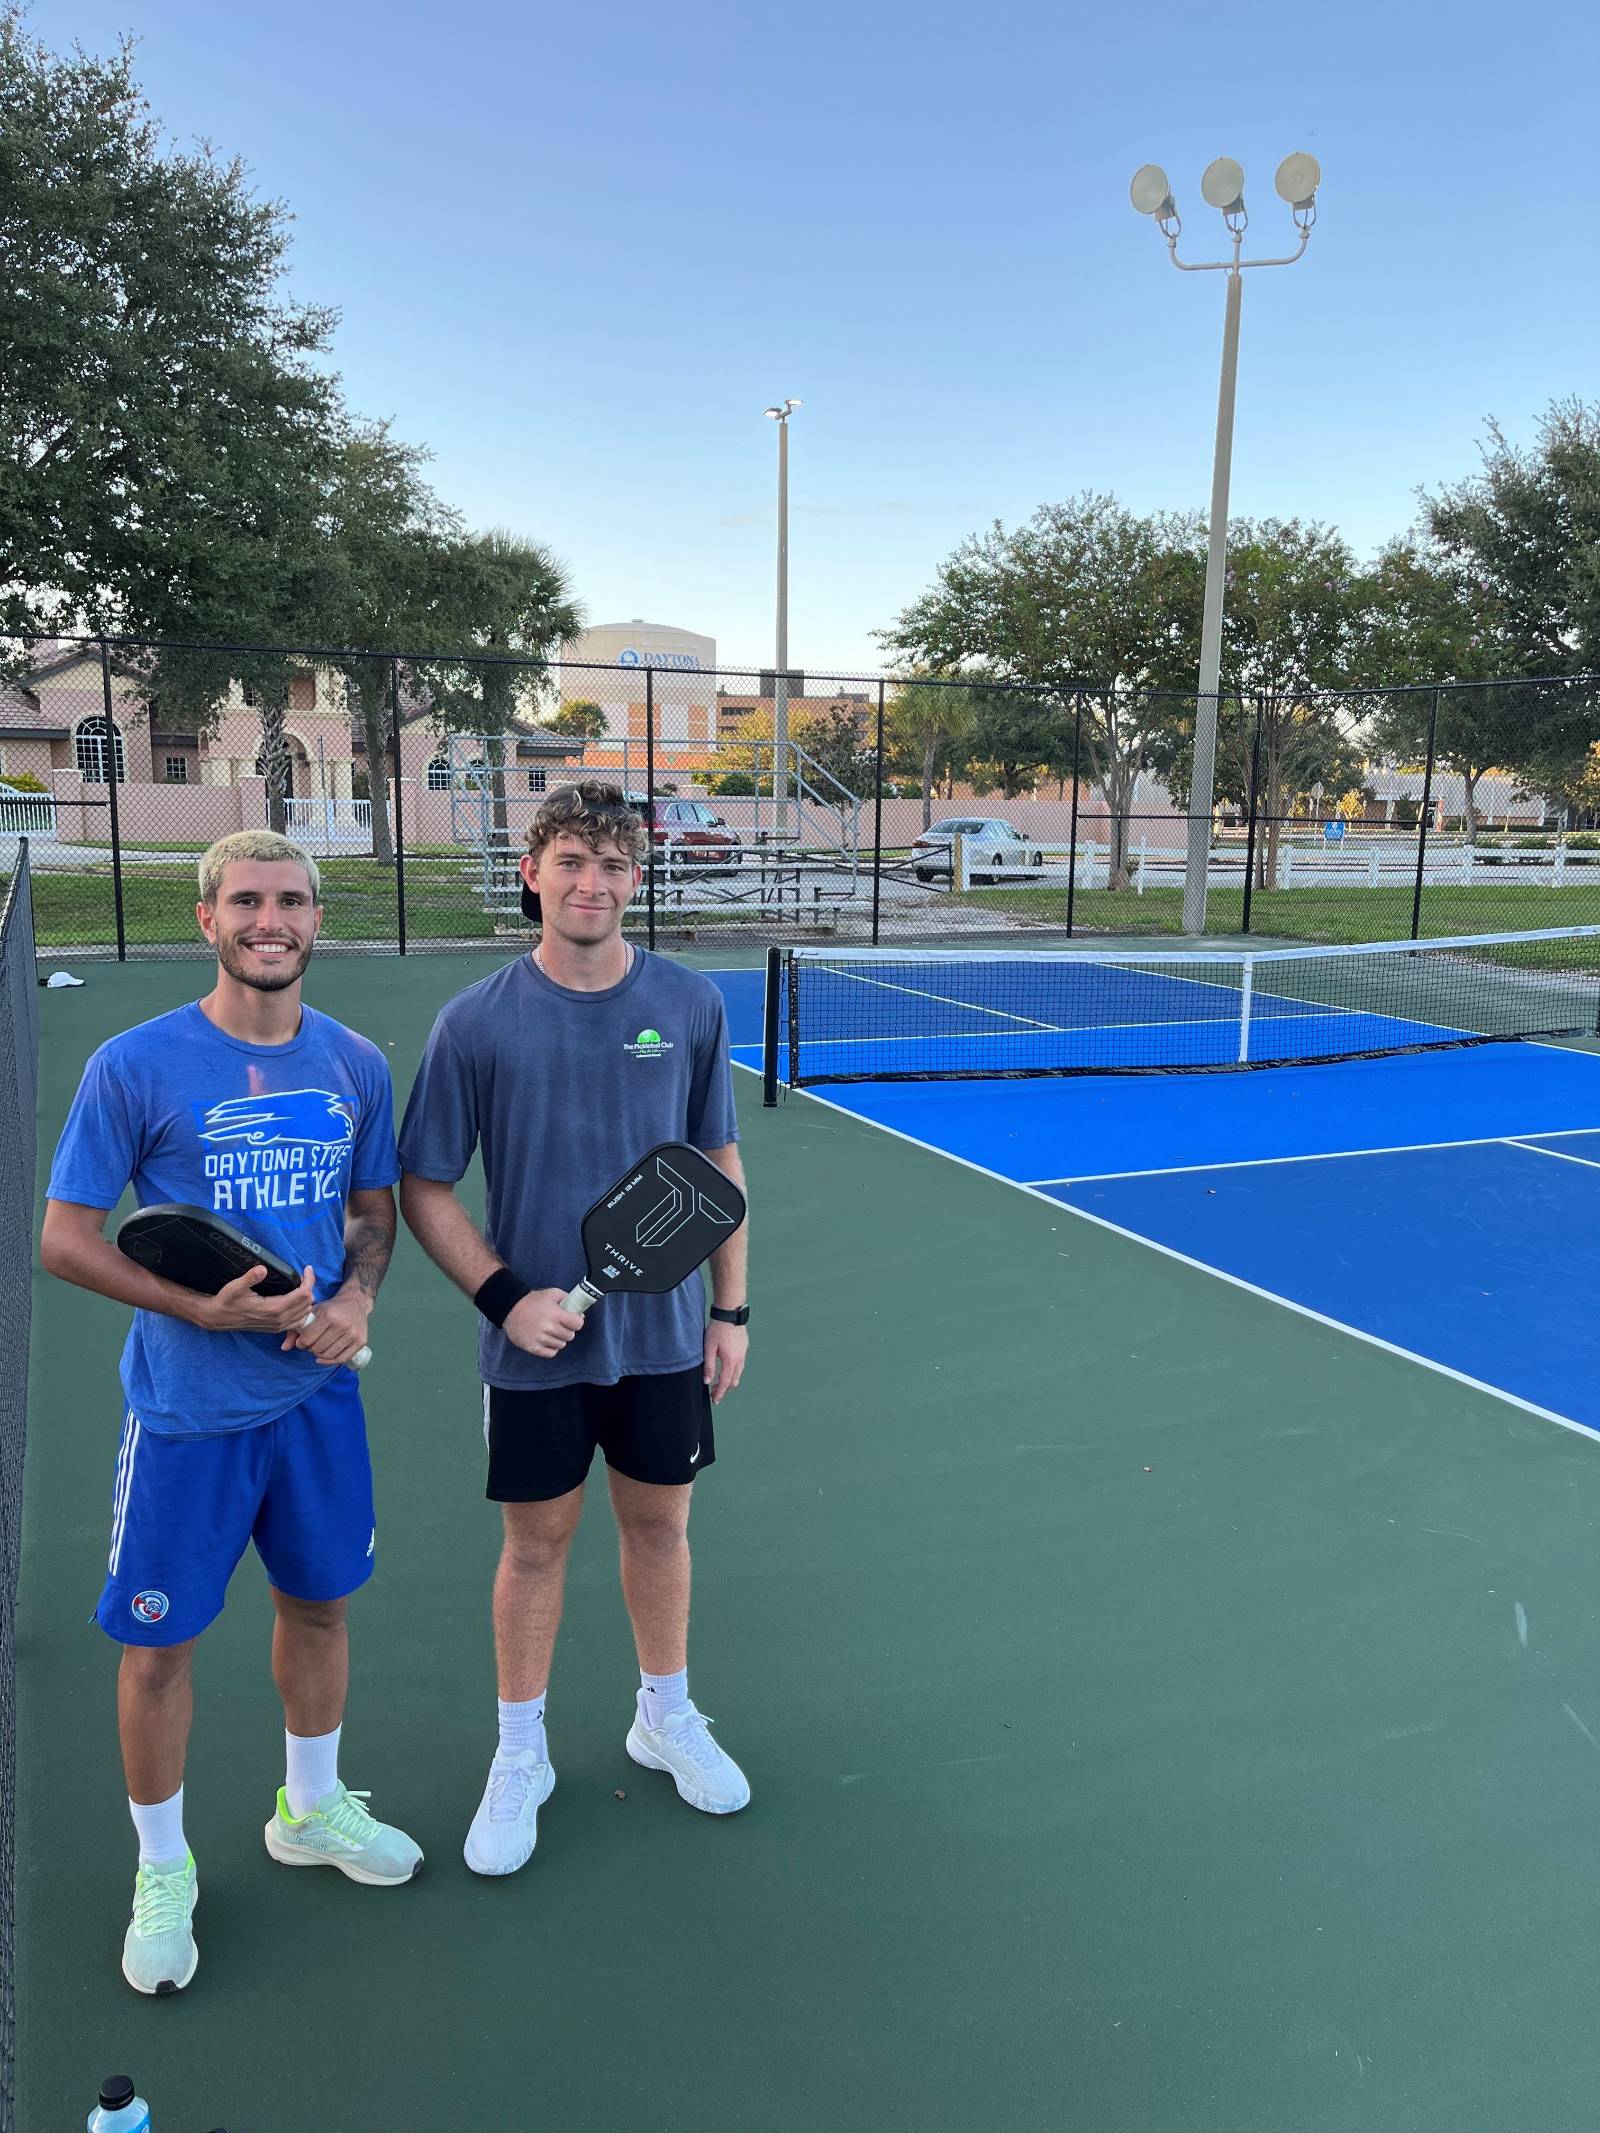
[482,1382,491,1450]
[109,1412,142,1576]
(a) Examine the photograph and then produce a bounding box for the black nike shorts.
[484,1367,715,1501]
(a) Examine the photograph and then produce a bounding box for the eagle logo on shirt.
[198,1090,356,1148]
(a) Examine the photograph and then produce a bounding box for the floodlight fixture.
[1200,156,1246,216]
[1129,163,1175,218]
[764,398,802,419]
[1274,151,1321,213]
[1125,144,1322,934]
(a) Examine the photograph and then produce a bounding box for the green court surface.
[19,956,1600,2131]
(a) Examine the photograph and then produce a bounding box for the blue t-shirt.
[397,951,739,1391]
[48,1002,401,1437]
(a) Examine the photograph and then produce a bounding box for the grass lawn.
[7,853,847,950]
[953,878,1600,944]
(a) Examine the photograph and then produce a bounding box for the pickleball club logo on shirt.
[192,1087,355,1217]
[624,1028,674,1059]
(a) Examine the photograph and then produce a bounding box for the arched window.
[75,716,126,784]
[426,757,451,791]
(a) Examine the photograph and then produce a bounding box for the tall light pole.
[1131,152,1321,932]
[764,398,801,833]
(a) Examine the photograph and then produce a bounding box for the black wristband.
[474,1267,531,1328]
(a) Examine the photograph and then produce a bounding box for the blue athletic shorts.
[96,1372,376,1647]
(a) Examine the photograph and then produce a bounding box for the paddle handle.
[302,1309,371,1371]
[561,1279,604,1315]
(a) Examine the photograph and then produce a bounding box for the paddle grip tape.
[560,1280,604,1315]
[301,1308,372,1372]
[474,1268,531,1328]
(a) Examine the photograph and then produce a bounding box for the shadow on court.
[19,956,1600,2131]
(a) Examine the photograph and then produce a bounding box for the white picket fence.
[0,790,58,841]
[955,834,1600,895]
[283,796,373,853]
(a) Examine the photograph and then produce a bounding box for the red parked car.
[628,794,743,872]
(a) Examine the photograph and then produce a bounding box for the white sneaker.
[464,1749,556,1876]
[121,1852,199,1995]
[625,1693,751,1815]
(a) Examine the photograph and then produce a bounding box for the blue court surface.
[713,967,1600,1436]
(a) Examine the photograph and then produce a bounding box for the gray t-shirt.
[398,950,739,1390]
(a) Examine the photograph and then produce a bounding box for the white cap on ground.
[43,970,85,988]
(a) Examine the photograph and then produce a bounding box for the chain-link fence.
[3,636,1597,955]
[0,842,38,2133]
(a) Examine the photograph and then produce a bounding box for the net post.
[954,832,967,893]
[389,659,408,955]
[1411,688,1439,940]
[762,946,782,1105]
[786,946,801,1088]
[98,640,127,961]
[645,666,657,952]
[1237,953,1254,1062]
[871,679,886,947]
[1066,693,1083,937]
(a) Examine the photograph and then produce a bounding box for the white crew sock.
[498,1695,547,1762]
[640,1668,689,1730]
[129,1785,186,1868]
[285,1725,342,1818]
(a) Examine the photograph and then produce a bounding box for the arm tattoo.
[342,1210,395,1301]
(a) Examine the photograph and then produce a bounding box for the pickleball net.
[763,926,1600,1088]
[0,843,38,2133]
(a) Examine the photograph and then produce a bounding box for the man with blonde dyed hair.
[42,829,421,1998]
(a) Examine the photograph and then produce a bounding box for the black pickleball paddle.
[115,1202,372,1369]
[560,1144,745,1315]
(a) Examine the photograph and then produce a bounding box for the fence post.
[645,667,657,952]
[98,640,127,961]
[762,945,782,1107]
[1065,693,1083,938]
[1411,687,1439,939]
[871,680,886,947]
[389,660,407,955]
[1240,695,1262,934]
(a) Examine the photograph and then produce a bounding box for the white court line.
[1505,1136,1600,1172]
[730,1056,1600,1446]
[1030,1126,1600,1186]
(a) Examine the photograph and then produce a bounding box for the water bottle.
[87,2074,150,2132]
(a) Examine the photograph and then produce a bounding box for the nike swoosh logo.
[688,1445,701,1465]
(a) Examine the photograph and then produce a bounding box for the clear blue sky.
[35,0,1600,675]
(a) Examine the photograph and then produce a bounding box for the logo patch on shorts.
[131,1589,170,1624]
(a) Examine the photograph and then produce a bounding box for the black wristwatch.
[709,1305,750,1326]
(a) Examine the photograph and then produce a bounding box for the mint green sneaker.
[263,1783,422,1886]
[122,1852,199,1995]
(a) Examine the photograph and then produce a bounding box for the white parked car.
[909,817,1045,883]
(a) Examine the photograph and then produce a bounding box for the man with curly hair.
[399,782,751,1878]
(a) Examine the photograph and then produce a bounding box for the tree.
[543,700,607,739]
[883,677,976,827]
[319,424,462,863]
[1151,519,1367,885]
[0,11,341,641]
[1424,397,1600,676]
[882,495,1204,886]
[409,530,583,845]
[1358,538,1527,843]
[1215,519,1366,885]
[792,704,870,795]
[963,685,1064,799]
